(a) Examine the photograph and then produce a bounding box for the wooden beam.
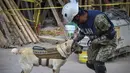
[10,0,37,43]
[10,0,36,43]
[20,1,33,25]
[15,0,21,7]
[40,1,49,25]
[58,0,65,6]
[0,7,12,44]
[48,0,69,39]
[12,0,40,42]
[79,0,82,6]
[84,0,87,10]
[48,0,64,28]
[11,0,39,43]
[126,0,130,16]
[99,0,103,11]
[3,0,31,43]
[0,0,24,44]
[0,30,7,48]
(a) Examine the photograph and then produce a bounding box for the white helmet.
[62,1,79,24]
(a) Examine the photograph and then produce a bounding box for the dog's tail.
[11,48,21,55]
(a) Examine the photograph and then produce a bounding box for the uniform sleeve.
[72,30,85,52]
[94,14,111,33]
[92,14,116,45]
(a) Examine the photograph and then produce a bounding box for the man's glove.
[71,41,83,54]
[71,31,85,54]
[74,44,83,54]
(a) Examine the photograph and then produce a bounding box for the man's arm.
[95,14,111,33]
[72,30,85,53]
[93,14,116,45]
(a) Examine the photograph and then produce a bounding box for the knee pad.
[86,61,95,70]
[94,61,106,73]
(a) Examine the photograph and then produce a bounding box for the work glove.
[74,44,83,54]
[71,41,83,54]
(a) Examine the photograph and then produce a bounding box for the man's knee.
[86,61,95,70]
[94,61,106,73]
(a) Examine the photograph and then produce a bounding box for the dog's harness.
[38,58,50,66]
[39,58,42,65]
[46,59,49,66]
[33,46,66,60]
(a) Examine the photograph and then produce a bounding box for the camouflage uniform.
[87,14,117,63]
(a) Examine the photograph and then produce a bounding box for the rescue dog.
[11,40,73,73]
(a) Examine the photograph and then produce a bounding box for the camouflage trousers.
[87,44,116,63]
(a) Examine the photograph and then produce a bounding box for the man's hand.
[71,30,85,54]
[72,42,83,54]
[74,45,83,54]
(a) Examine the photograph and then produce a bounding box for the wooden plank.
[10,0,35,43]
[20,1,33,25]
[0,6,12,34]
[79,0,82,6]
[129,4,130,16]
[84,0,87,10]
[16,0,21,7]
[10,0,37,43]
[3,0,30,43]
[48,0,64,28]
[99,0,102,11]
[40,1,49,25]
[0,7,12,44]
[48,0,69,39]
[126,0,130,16]
[0,0,24,44]
[4,0,32,43]
[11,0,40,42]
[0,30,7,48]
[58,0,65,6]
[0,6,23,46]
